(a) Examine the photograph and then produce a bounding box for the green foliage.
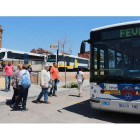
[70,81,78,88]
[61,81,78,88]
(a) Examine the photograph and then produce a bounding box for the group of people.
[10,62,60,111]
[1,60,32,92]
[0,60,85,111]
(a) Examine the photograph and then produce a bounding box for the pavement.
[0,79,90,105]
[0,85,140,123]
[1,79,140,123]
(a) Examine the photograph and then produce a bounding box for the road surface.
[0,87,140,123]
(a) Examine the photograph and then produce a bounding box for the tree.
[56,35,71,88]
[57,34,71,54]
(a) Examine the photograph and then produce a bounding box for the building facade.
[78,51,90,59]
[0,25,4,48]
[59,51,70,55]
[30,48,51,55]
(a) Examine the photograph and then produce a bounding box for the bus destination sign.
[120,27,140,38]
[101,27,140,40]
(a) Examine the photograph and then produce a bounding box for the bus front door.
[95,45,108,76]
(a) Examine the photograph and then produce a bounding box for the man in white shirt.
[36,64,51,104]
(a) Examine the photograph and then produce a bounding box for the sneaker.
[5,89,8,92]
[8,89,11,92]
[44,101,51,104]
[10,105,16,110]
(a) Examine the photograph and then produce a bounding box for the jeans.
[12,85,29,109]
[37,88,49,102]
[5,75,12,90]
[50,79,58,95]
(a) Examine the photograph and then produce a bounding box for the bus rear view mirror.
[80,41,86,54]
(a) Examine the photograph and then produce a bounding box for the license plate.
[102,101,110,106]
[119,103,140,109]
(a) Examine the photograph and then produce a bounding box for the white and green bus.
[81,20,140,114]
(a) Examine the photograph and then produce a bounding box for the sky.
[1,16,140,56]
[0,0,140,137]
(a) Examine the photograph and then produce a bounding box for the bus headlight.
[92,94,95,98]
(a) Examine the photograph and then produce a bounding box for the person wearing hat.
[28,64,32,75]
[36,64,51,104]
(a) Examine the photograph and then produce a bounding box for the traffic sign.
[50,43,58,50]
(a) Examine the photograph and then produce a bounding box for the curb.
[0,84,90,106]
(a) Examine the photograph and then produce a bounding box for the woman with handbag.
[75,67,85,97]
[10,64,22,105]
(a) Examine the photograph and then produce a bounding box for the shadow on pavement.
[0,89,6,91]
[32,100,45,104]
[5,99,21,111]
[10,106,22,111]
[62,99,140,123]
[6,99,12,106]
[68,95,79,97]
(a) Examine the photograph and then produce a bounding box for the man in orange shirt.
[49,62,59,97]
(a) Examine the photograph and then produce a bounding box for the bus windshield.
[91,37,140,81]
[0,52,5,59]
[47,55,56,62]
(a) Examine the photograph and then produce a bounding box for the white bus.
[46,53,89,71]
[81,20,140,114]
[0,48,47,71]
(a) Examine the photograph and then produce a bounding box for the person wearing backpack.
[10,64,31,111]
[75,67,85,97]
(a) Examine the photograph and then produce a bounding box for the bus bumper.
[90,98,101,109]
[90,98,140,114]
